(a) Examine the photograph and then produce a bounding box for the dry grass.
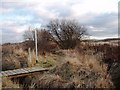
[14,48,28,57]
[95,76,114,88]
[2,77,21,88]
[79,54,107,74]
[2,42,118,88]
[30,74,75,88]
[62,50,107,74]
[2,45,28,71]
[48,50,113,88]
[2,44,57,70]
[27,50,36,67]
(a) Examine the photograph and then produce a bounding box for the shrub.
[47,19,87,49]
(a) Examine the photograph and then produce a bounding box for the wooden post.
[35,29,38,64]
[28,48,32,66]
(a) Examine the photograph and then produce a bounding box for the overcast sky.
[1,0,119,44]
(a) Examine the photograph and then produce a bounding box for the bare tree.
[23,27,35,41]
[37,29,54,53]
[47,19,87,49]
[23,27,55,54]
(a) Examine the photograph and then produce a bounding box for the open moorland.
[1,38,120,89]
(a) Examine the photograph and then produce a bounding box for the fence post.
[35,29,38,64]
[28,47,32,66]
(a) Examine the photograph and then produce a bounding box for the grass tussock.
[2,77,21,88]
[30,74,75,88]
[50,62,113,88]
[2,46,28,71]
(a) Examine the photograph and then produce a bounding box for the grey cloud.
[81,13,118,38]
[2,34,23,44]
[2,30,24,44]
[87,13,117,28]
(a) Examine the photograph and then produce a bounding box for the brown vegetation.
[1,38,120,88]
[2,44,28,71]
[47,19,87,49]
[76,41,120,88]
[31,75,75,88]
[2,77,21,88]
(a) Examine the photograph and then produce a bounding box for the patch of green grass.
[39,56,55,68]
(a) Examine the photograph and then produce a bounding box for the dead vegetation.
[30,74,75,88]
[2,44,28,71]
[48,50,113,88]
[1,39,120,88]
[2,77,21,88]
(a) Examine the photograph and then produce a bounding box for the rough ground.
[30,50,114,88]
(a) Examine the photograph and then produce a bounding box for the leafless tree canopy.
[23,28,53,53]
[37,29,53,52]
[23,27,35,41]
[47,19,87,49]
[23,27,35,50]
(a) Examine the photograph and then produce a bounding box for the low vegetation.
[2,77,21,88]
[2,44,28,71]
[2,39,120,88]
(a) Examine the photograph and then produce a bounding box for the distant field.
[81,38,120,46]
